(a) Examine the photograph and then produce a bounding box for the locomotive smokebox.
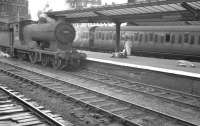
[23,20,75,51]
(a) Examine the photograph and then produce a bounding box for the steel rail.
[0,86,68,126]
[0,61,198,126]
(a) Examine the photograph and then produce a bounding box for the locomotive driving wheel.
[41,55,49,66]
[29,52,38,64]
[52,56,63,69]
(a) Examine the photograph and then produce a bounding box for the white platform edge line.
[87,57,200,78]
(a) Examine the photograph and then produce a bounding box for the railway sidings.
[0,58,199,126]
[0,84,72,126]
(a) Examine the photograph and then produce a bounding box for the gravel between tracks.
[0,71,123,126]
[0,58,199,126]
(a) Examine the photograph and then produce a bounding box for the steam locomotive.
[73,25,200,59]
[0,17,86,69]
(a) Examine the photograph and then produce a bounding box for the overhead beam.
[93,11,112,21]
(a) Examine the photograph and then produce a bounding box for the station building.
[0,0,29,23]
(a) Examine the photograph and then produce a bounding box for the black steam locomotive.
[0,17,86,69]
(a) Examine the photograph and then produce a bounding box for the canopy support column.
[9,25,14,57]
[115,22,121,52]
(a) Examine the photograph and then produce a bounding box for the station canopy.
[46,0,200,24]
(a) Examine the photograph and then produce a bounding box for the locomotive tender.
[0,18,86,69]
[73,25,200,59]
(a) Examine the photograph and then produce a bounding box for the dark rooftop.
[46,0,200,24]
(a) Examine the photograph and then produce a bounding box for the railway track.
[0,85,73,126]
[73,69,200,109]
[0,60,199,126]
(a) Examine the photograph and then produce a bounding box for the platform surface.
[80,50,200,78]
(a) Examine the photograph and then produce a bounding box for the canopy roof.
[46,0,200,24]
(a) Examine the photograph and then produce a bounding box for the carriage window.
[184,33,189,43]
[102,33,104,40]
[113,33,116,40]
[149,33,153,41]
[109,32,112,40]
[131,35,134,41]
[145,33,148,42]
[178,35,182,44]
[171,34,175,44]
[83,32,87,38]
[95,33,98,39]
[106,33,109,40]
[120,33,125,41]
[81,33,84,38]
[198,35,200,45]
[154,34,158,43]
[139,34,143,42]
[86,33,89,39]
[99,32,101,39]
[161,36,164,43]
[134,33,138,41]
[15,24,18,32]
[190,35,195,44]
[165,33,170,42]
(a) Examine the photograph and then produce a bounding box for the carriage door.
[89,26,97,49]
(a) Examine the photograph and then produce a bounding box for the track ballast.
[0,59,199,126]
[0,84,73,126]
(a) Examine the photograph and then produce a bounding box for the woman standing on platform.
[124,35,133,56]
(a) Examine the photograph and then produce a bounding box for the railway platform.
[81,50,200,78]
[81,50,200,96]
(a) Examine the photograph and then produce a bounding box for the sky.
[28,0,127,20]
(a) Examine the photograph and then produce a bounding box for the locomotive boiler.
[0,17,86,69]
[22,20,75,51]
